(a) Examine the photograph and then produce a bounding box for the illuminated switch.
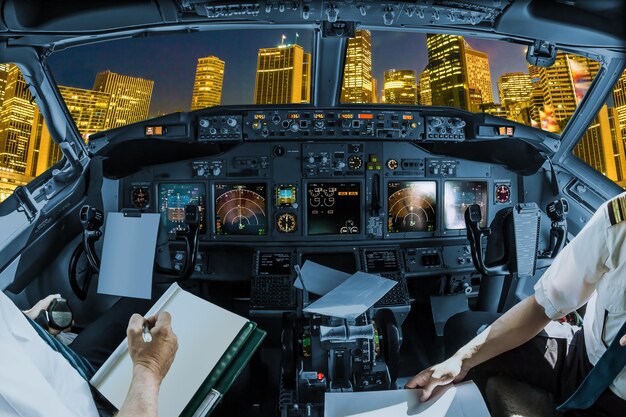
[370,155,379,163]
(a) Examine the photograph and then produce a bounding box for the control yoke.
[156,204,201,281]
[464,204,510,276]
[544,198,569,258]
[465,199,569,278]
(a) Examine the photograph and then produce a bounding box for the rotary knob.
[290,122,300,132]
[335,160,346,170]
[212,166,221,176]
[227,117,237,127]
[199,118,209,128]
[321,156,329,164]
[308,156,315,164]
[342,119,351,129]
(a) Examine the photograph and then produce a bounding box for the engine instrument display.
[307,182,361,235]
[158,183,206,235]
[388,181,437,233]
[444,180,488,229]
[214,183,267,236]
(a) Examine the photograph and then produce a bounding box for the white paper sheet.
[91,283,250,417]
[303,272,397,319]
[293,260,351,295]
[324,382,490,417]
[97,212,160,299]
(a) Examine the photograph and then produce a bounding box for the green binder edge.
[179,321,265,417]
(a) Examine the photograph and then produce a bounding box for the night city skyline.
[48,30,528,116]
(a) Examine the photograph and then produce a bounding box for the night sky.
[48,30,529,117]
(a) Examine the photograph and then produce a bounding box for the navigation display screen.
[444,180,488,229]
[258,253,291,276]
[388,181,437,233]
[214,183,267,236]
[307,182,361,235]
[158,183,206,235]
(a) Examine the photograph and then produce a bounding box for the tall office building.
[383,69,417,105]
[425,34,469,110]
[301,52,312,103]
[498,72,532,107]
[612,69,626,139]
[371,77,379,104]
[0,64,9,109]
[341,29,373,103]
[528,52,600,132]
[0,65,37,175]
[93,71,154,130]
[190,56,225,110]
[59,86,110,138]
[574,105,626,184]
[419,70,432,106]
[254,44,307,104]
[498,72,532,122]
[464,41,493,109]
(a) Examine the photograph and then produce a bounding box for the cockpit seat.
[444,312,557,417]
[485,375,556,417]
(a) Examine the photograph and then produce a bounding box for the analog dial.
[495,184,511,204]
[276,212,297,233]
[348,155,363,170]
[132,187,150,208]
[387,159,398,170]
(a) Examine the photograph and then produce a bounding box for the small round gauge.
[387,159,398,170]
[132,187,150,208]
[495,184,511,204]
[348,155,363,170]
[277,213,297,233]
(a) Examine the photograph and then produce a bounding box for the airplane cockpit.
[0,1,625,416]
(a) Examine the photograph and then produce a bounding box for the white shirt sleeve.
[534,202,612,320]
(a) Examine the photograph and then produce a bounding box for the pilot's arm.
[407,200,617,401]
[116,312,178,417]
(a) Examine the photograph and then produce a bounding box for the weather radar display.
[388,181,437,233]
[214,183,267,236]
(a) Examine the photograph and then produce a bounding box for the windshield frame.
[38,22,618,146]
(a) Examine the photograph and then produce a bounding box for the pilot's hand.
[23,293,72,335]
[405,356,468,402]
[127,312,178,384]
[621,333,626,347]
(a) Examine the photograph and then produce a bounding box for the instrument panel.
[122,108,518,244]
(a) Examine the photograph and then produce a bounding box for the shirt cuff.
[533,278,562,320]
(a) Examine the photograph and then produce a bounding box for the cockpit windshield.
[47,29,315,138]
[340,30,599,135]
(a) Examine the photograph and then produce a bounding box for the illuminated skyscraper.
[498,72,532,107]
[425,34,469,110]
[254,43,306,104]
[341,29,373,103]
[574,105,626,183]
[0,64,9,108]
[498,72,532,122]
[612,69,626,139]
[301,52,312,103]
[383,69,417,105]
[528,52,600,131]
[190,56,225,110]
[0,65,37,175]
[419,70,432,106]
[59,86,110,138]
[464,42,493,109]
[371,77,379,104]
[93,70,154,130]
